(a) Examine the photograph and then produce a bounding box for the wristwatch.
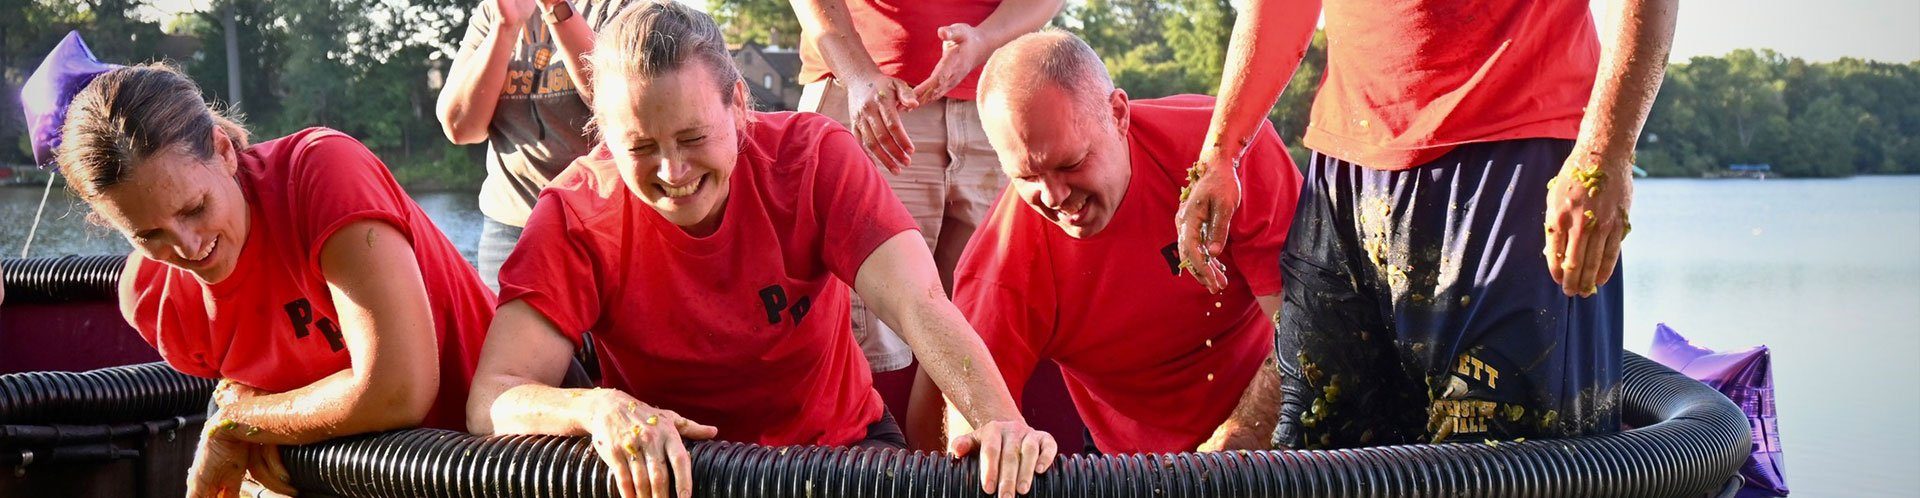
[542,0,575,25]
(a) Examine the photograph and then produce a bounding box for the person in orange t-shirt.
[791,0,1061,382]
[1176,0,1677,449]
[944,31,1306,454]
[465,5,1055,498]
[54,65,494,498]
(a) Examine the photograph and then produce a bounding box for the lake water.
[4,176,1918,496]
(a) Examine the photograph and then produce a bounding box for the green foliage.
[388,143,488,190]
[189,0,285,130]
[3,0,484,189]
[1641,49,1920,177]
[710,0,800,48]
[1066,0,1325,165]
[8,1,1918,182]
[1065,0,1238,97]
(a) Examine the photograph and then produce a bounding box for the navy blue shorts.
[1271,139,1623,449]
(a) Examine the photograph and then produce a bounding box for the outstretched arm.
[469,300,719,498]
[187,221,442,497]
[1175,0,1323,293]
[207,220,441,445]
[1544,0,1677,297]
[857,233,1057,498]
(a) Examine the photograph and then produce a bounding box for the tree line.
[2,0,480,189]
[4,0,1915,188]
[712,0,1920,178]
[1640,50,1920,177]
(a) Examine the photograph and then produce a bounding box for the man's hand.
[1544,146,1633,297]
[950,420,1058,498]
[843,73,921,174]
[187,422,253,498]
[912,23,993,103]
[1175,150,1241,293]
[246,445,297,496]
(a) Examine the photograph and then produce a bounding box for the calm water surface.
[4,176,1917,496]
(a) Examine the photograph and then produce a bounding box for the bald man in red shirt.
[932,31,1306,453]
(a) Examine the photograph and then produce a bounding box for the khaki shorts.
[800,79,1006,372]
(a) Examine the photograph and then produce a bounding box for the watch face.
[546,1,574,23]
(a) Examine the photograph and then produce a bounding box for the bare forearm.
[1221,351,1281,433]
[471,374,598,436]
[212,370,413,446]
[437,17,523,144]
[541,5,599,104]
[1576,0,1677,170]
[972,0,1063,49]
[793,0,883,82]
[895,295,1022,427]
[1200,0,1322,159]
[856,236,1023,429]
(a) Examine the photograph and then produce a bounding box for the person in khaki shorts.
[791,0,1061,447]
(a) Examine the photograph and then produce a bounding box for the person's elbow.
[465,373,508,435]
[435,95,491,145]
[439,118,490,145]
[353,369,440,433]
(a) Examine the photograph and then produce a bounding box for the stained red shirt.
[498,112,918,446]
[1305,0,1600,169]
[126,128,496,431]
[954,96,1302,452]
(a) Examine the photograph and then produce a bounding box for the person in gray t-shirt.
[437,0,633,291]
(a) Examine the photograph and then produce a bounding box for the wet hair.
[57,63,249,200]
[977,29,1114,115]
[590,1,744,106]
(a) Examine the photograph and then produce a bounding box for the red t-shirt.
[953,95,1303,453]
[1305,0,1600,169]
[497,112,918,446]
[124,128,496,431]
[798,0,1001,101]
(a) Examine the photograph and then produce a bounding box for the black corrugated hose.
[0,254,127,304]
[281,352,1748,498]
[0,362,215,469]
[0,256,1748,495]
[0,362,216,426]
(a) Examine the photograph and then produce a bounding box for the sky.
[136,0,1919,63]
[1591,0,1919,62]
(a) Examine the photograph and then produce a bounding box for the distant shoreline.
[5,170,1917,192]
[2,165,482,194]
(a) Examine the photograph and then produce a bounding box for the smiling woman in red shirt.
[54,64,496,497]
[464,4,1056,498]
